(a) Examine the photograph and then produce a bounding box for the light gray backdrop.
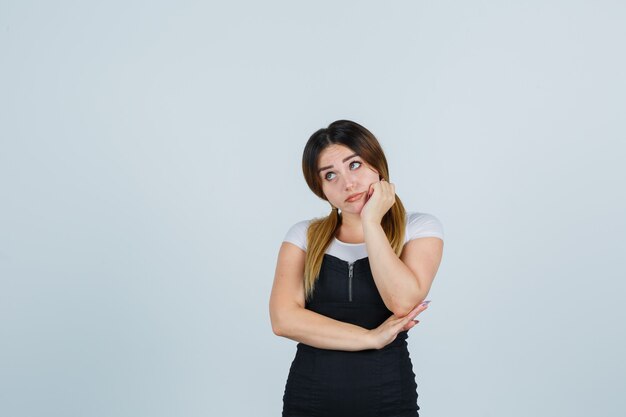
[1,1,624,416]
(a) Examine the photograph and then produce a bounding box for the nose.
[343,170,357,190]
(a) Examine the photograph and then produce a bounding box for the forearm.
[272,305,375,351]
[363,221,425,315]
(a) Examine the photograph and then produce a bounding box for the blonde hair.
[301,120,406,300]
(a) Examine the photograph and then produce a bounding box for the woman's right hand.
[367,303,429,350]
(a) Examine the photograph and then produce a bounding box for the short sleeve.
[283,219,311,251]
[405,212,444,242]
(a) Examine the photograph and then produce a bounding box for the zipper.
[348,262,354,302]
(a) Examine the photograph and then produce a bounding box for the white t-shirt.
[283,212,444,263]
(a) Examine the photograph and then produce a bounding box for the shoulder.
[405,211,444,242]
[282,219,313,251]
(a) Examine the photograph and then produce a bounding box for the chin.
[341,204,364,215]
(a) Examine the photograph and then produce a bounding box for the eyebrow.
[317,153,359,174]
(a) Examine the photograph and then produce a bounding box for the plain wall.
[1,1,625,416]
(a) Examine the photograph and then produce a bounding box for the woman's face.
[317,144,380,215]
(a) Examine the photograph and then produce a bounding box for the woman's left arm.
[362,181,444,317]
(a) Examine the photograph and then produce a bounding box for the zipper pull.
[348,262,354,302]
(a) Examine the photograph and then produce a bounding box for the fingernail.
[420,300,431,306]
[413,319,420,323]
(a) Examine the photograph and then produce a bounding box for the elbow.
[270,314,284,336]
[271,316,288,337]
[389,294,427,317]
[390,304,413,318]
[270,303,304,337]
[272,323,284,337]
[270,309,291,337]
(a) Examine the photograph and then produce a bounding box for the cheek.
[321,183,339,200]
[359,170,379,184]
[320,182,332,197]
[368,168,380,180]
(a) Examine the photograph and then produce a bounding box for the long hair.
[301,120,406,300]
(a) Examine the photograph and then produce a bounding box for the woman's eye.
[324,172,336,181]
[349,161,362,170]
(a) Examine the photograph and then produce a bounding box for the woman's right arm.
[269,242,425,351]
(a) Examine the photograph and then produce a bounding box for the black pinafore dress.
[282,254,420,417]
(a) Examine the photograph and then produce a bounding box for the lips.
[345,192,365,202]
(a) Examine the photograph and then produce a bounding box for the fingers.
[403,309,421,326]
[364,181,396,213]
[386,303,428,325]
[402,319,419,332]
[414,300,431,313]
[378,179,395,196]
[400,302,430,328]
[407,303,428,318]
[372,180,396,195]
[393,309,420,332]
[369,179,395,192]
[382,313,413,332]
[401,317,422,332]
[379,301,430,345]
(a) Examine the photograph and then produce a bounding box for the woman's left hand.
[360,179,396,224]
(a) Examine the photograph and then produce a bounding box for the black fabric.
[282,254,419,417]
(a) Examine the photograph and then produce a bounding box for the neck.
[340,211,363,231]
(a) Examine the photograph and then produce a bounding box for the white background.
[1,1,625,416]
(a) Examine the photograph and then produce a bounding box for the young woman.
[269,120,444,417]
